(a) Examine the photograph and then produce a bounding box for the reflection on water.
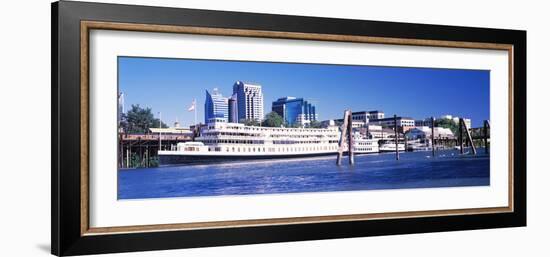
[118,149,490,200]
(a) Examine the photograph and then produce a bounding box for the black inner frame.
[51,1,526,256]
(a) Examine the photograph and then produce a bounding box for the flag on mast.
[188,99,197,125]
[187,99,196,111]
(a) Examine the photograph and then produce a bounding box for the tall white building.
[233,81,264,122]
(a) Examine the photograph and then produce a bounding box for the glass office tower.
[272,96,317,126]
[204,88,229,123]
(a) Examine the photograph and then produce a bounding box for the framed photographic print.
[51,1,526,256]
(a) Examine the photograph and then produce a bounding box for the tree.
[240,118,260,126]
[261,112,284,127]
[308,120,324,128]
[435,118,459,136]
[122,104,168,133]
[288,123,302,128]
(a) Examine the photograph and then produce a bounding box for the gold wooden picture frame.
[52,1,526,255]
[80,20,515,236]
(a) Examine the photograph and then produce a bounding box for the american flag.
[187,99,196,111]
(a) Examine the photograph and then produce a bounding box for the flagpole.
[194,98,197,125]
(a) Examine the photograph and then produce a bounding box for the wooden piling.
[459,120,464,154]
[348,112,355,165]
[460,118,477,155]
[336,110,350,166]
[394,115,399,160]
[119,134,123,168]
[484,120,489,154]
[404,132,408,152]
[336,110,354,166]
[139,139,143,167]
[431,117,435,157]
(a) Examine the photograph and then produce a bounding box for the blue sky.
[118,57,489,127]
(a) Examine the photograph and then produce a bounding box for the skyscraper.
[228,93,238,123]
[204,88,228,123]
[232,81,264,122]
[272,96,317,126]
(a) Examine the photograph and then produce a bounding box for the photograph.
[117,57,491,200]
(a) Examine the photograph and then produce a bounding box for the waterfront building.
[330,110,386,128]
[440,114,471,128]
[204,88,229,123]
[272,96,317,126]
[350,111,369,127]
[464,119,472,129]
[350,121,367,128]
[440,114,453,120]
[415,119,430,127]
[417,115,472,129]
[320,119,337,128]
[367,110,385,119]
[345,110,386,128]
[228,93,238,123]
[331,118,366,128]
[358,125,398,139]
[452,117,472,128]
[150,126,193,135]
[369,116,415,133]
[233,81,264,122]
[406,126,455,140]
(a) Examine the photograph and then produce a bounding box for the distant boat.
[351,133,379,154]
[378,139,405,152]
[407,139,430,151]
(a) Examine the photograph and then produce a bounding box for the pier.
[119,133,193,168]
[334,111,490,165]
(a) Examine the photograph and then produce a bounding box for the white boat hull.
[158,150,337,165]
[379,143,405,152]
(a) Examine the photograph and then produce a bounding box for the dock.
[119,133,193,168]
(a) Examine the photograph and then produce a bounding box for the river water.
[118,149,489,200]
